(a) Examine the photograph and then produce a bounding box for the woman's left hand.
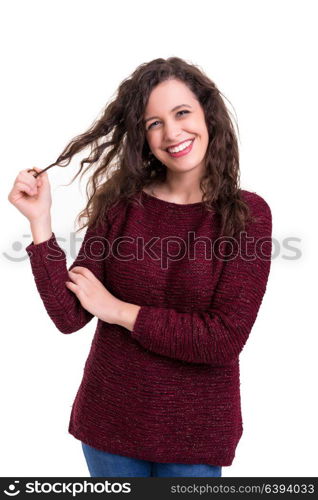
[65,266,122,324]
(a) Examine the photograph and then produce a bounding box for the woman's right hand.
[8,167,52,222]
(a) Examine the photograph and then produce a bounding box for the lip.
[165,138,195,151]
[166,139,194,158]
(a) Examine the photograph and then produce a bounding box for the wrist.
[30,215,52,245]
[29,213,51,225]
[115,301,141,331]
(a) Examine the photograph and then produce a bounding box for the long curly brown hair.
[42,56,254,238]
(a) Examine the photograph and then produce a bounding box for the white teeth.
[167,139,193,153]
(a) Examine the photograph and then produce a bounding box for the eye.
[147,109,190,131]
[148,120,160,130]
[177,110,190,117]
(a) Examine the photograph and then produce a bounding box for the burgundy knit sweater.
[25,189,272,467]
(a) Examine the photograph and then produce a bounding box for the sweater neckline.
[141,189,205,209]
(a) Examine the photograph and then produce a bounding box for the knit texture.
[25,189,272,466]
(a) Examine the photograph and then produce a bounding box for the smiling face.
[143,78,209,178]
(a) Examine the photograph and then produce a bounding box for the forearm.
[30,215,52,244]
[26,230,97,334]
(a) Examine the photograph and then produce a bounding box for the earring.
[146,152,154,167]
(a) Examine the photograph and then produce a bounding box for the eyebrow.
[143,104,192,124]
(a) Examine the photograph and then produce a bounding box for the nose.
[162,119,183,143]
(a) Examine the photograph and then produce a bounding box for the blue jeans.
[81,442,222,477]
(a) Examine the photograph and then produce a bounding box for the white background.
[1,0,317,477]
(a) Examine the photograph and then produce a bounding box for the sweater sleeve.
[25,215,110,334]
[131,195,272,366]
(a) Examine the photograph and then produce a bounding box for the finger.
[69,267,94,279]
[29,167,42,178]
[65,281,86,302]
[65,281,78,292]
[67,270,91,289]
[19,171,39,190]
[26,169,38,178]
[31,166,50,182]
[15,181,38,196]
[67,270,82,284]
[25,167,48,184]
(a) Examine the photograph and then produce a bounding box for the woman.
[8,57,272,477]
